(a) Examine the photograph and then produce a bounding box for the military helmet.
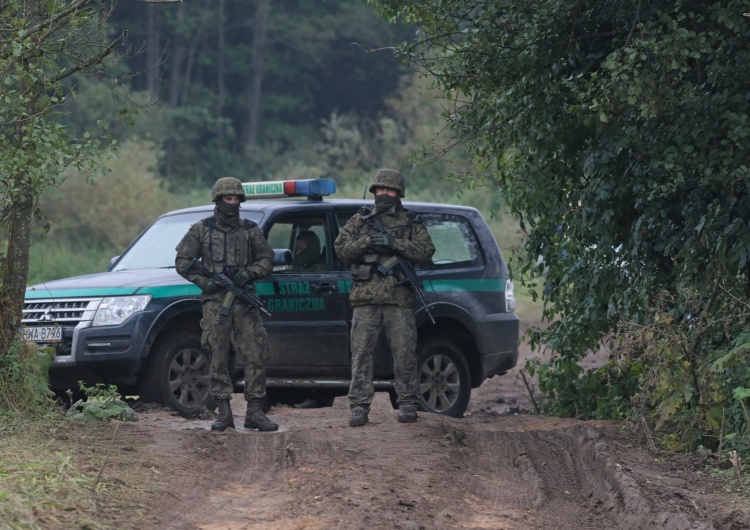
[212,177,246,203]
[368,168,405,198]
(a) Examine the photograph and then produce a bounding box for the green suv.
[23,179,519,417]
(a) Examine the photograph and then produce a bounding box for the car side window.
[336,210,483,270]
[266,215,330,273]
[422,214,484,269]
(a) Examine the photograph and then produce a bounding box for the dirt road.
[128,383,749,530]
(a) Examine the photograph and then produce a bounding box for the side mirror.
[273,249,294,272]
[108,256,120,272]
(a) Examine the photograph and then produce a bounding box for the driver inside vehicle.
[293,230,325,272]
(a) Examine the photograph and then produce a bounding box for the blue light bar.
[241,179,336,199]
[293,179,336,197]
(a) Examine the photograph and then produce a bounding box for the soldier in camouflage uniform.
[334,169,435,426]
[175,177,279,432]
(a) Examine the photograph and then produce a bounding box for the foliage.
[527,355,641,421]
[372,0,750,451]
[28,72,521,284]
[622,287,750,454]
[81,0,415,185]
[66,383,137,423]
[0,0,134,358]
[0,340,55,415]
[28,139,197,284]
[0,415,162,529]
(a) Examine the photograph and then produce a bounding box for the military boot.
[211,398,235,431]
[244,398,278,431]
[349,407,369,427]
[397,404,418,423]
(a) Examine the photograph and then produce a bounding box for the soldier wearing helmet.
[211,176,247,203]
[368,168,405,198]
[175,177,279,432]
[334,169,435,427]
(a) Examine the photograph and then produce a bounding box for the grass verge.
[0,411,169,530]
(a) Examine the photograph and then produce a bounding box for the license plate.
[23,325,62,343]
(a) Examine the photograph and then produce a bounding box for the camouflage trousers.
[349,304,418,410]
[200,298,269,401]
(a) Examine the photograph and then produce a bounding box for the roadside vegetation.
[5,3,750,522]
[0,339,156,529]
[372,0,750,461]
[0,414,163,530]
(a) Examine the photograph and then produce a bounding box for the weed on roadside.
[0,340,55,415]
[66,383,138,423]
[0,414,168,529]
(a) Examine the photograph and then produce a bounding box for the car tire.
[416,337,471,418]
[139,333,212,418]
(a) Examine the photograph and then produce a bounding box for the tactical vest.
[200,216,258,273]
[351,206,421,281]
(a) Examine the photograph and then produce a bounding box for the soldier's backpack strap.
[200,216,217,268]
[398,210,424,238]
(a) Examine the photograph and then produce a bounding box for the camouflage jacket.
[175,216,274,301]
[334,204,435,308]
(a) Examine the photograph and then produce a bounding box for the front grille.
[22,298,101,325]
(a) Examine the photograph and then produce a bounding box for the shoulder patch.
[201,216,216,227]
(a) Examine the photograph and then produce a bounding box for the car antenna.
[362,177,369,199]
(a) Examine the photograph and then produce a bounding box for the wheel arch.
[416,312,483,389]
[142,298,203,362]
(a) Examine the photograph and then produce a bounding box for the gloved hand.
[368,232,395,250]
[233,267,253,286]
[201,279,220,294]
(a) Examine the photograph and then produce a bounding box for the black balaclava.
[374,193,399,212]
[216,199,240,227]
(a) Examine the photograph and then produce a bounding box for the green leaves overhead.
[372,0,750,356]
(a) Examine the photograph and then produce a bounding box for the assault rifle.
[364,212,435,324]
[189,259,271,317]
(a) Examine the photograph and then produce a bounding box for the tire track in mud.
[506,430,615,529]
[141,403,723,529]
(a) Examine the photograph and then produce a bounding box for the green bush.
[532,284,750,457]
[66,383,137,423]
[528,355,641,421]
[0,340,55,416]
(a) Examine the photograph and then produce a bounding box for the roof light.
[241,179,336,199]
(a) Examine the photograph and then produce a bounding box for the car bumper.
[47,311,155,388]
[477,311,520,378]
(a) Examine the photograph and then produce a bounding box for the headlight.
[93,295,152,327]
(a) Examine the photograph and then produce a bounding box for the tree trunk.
[0,196,32,355]
[0,137,32,356]
[146,4,161,98]
[165,3,186,178]
[216,0,226,141]
[179,0,211,107]
[168,3,185,109]
[243,0,270,150]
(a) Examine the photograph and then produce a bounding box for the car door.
[260,210,350,377]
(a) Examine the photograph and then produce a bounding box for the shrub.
[0,340,55,416]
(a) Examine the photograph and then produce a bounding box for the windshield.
[111,210,263,271]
